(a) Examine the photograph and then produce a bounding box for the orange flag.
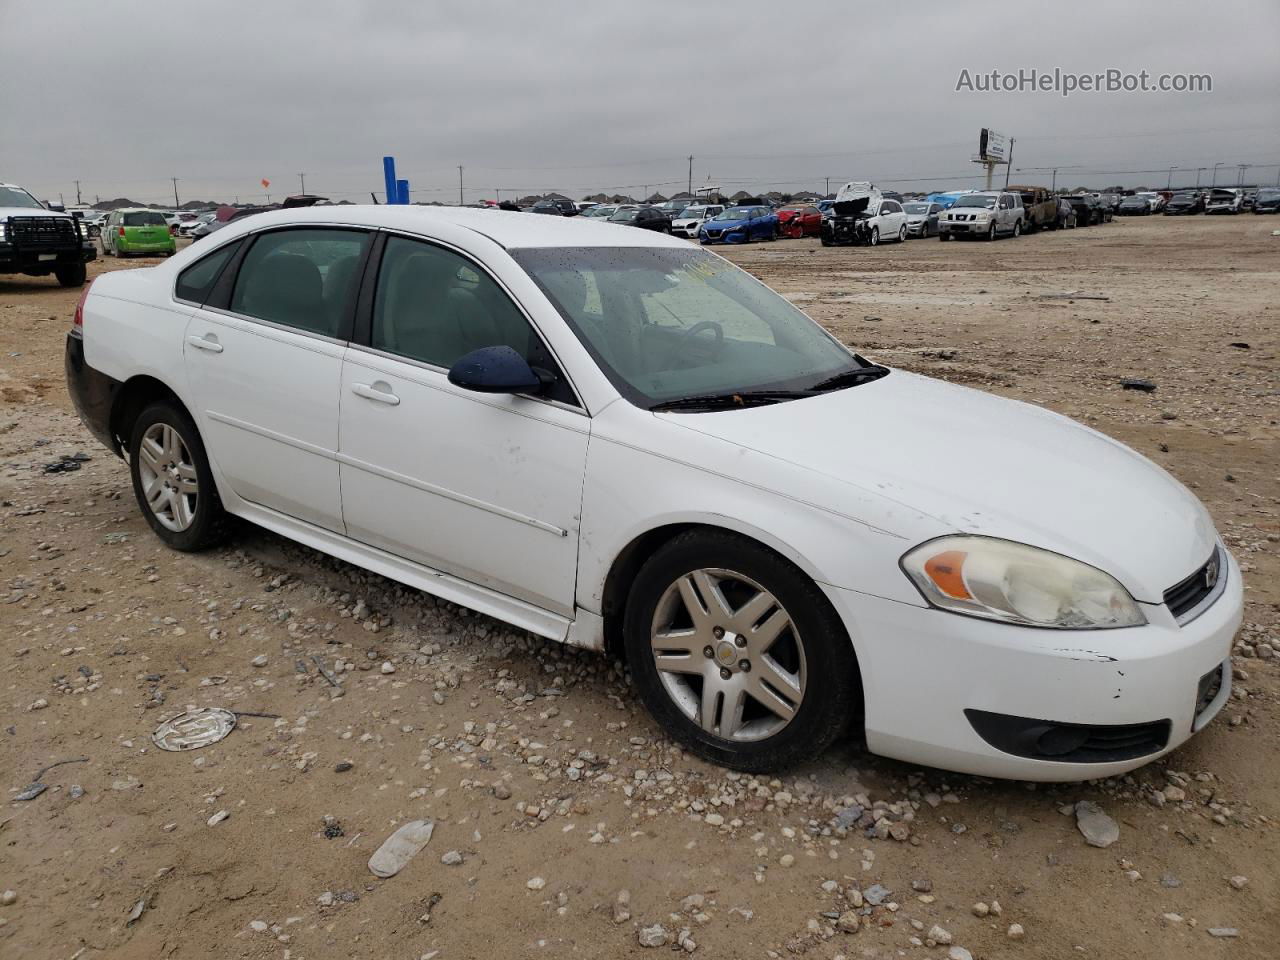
[261,178,270,189]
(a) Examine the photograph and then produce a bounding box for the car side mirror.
[447,346,542,395]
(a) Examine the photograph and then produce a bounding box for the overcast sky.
[4,0,1277,206]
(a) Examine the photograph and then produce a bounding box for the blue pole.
[383,156,397,204]
[397,180,410,205]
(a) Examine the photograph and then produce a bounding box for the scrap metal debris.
[12,757,88,801]
[152,708,237,752]
[126,897,148,926]
[368,819,435,878]
[1120,378,1157,392]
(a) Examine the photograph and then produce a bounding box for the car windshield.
[609,209,639,222]
[903,203,930,214]
[509,246,874,408]
[680,206,709,218]
[123,211,167,226]
[954,195,997,209]
[0,185,45,209]
[713,207,752,221]
[1257,189,1280,201]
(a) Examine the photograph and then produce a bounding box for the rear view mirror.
[447,345,542,395]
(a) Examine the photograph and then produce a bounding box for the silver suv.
[938,191,1024,241]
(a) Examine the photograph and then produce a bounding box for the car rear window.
[175,239,242,304]
[123,212,167,226]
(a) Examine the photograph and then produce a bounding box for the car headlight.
[901,536,1146,629]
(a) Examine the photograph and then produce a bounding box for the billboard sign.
[978,128,1008,163]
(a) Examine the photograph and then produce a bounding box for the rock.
[1007,923,1025,940]
[972,902,989,917]
[1160,873,1182,888]
[207,810,229,827]
[440,850,463,866]
[526,877,546,891]
[680,894,705,912]
[368,820,435,878]
[1074,801,1119,848]
[249,920,268,932]
[778,854,795,867]
[1,891,15,905]
[832,804,863,829]
[380,661,396,674]
[927,925,953,946]
[613,890,631,924]
[492,783,512,800]
[251,654,268,667]
[1120,378,1157,392]
[13,783,46,802]
[638,924,669,948]
[863,884,891,906]
[910,879,932,893]
[68,784,84,799]
[704,813,724,827]
[334,761,353,773]
[1208,928,1239,939]
[836,911,860,933]
[949,948,973,960]
[316,892,334,907]
[1228,876,1248,890]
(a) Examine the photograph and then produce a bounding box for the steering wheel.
[681,320,724,347]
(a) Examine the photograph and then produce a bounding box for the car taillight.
[118,226,126,237]
[73,280,93,328]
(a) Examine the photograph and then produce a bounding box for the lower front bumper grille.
[965,708,1171,763]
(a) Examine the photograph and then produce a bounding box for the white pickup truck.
[0,181,97,286]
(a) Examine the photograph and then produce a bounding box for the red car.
[777,204,823,238]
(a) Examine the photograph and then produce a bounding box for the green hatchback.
[102,209,177,257]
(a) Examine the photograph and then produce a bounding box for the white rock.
[368,820,435,878]
[1074,801,1119,848]
[1228,875,1248,890]
[207,810,229,827]
[249,920,268,932]
[948,948,973,960]
[927,924,953,945]
[381,661,396,674]
[251,654,268,667]
[638,924,668,948]
[440,850,463,866]
[1007,923,1025,940]
[526,877,546,891]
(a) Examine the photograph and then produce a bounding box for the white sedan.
[65,206,1240,779]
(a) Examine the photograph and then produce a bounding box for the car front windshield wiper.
[649,390,814,413]
[809,364,890,392]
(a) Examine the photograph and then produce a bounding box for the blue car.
[699,205,778,244]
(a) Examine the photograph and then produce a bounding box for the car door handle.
[351,382,400,406]
[188,334,223,353]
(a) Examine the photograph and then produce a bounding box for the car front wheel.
[868,227,879,246]
[624,531,859,771]
[129,402,229,552]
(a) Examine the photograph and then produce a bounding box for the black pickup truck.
[0,182,97,287]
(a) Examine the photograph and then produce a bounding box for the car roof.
[205,204,688,250]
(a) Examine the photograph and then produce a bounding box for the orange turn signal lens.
[924,550,972,599]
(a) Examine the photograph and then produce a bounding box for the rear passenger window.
[175,239,241,304]
[230,228,367,338]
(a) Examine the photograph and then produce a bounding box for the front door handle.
[188,334,223,353]
[352,382,400,406]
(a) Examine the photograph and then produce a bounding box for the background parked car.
[1164,191,1205,215]
[1252,187,1280,213]
[530,198,578,216]
[657,198,696,218]
[609,205,672,232]
[1008,186,1057,232]
[902,201,942,238]
[776,204,823,238]
[1205,189,1243,214]
[1062,195,1096,225]
[938,191,1023,241]
[1051,197,1078,229]
[579,204,618,220]
[1135,191,1165,212]
[671,204,724,238]
[101,209,177,257]
[699,205,777,244]
[820,183,908,246]
[179,212,218,237]
[1117,196,1152,216]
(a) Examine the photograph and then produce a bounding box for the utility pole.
[74,180,82,205]
[687,155,693,196]
[458,166,464,206]
[1211,162,1223,187]
[1166,166,1177,189]
[1194,167,1203,187]
[171,177,180,208]
[1004,138,1015,189]
[298,172,306,194]
[825,176,830,196]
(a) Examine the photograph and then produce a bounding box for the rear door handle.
[351,382,400,406]
[188,334,223,353]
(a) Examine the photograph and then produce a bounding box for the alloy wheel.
[649,568,806,742]
[137,422,199,532]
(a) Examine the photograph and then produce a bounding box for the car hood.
[0,206,71,219]
[660,370,1216,602]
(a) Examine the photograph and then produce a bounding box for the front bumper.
[938,219,990,236]
[699,226,749,244]
[65,330,123,455]
[905,220,929,235]
[823,548,1243,780]
[0,240,97,271]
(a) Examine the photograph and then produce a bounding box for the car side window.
[371,235,575,405]
[175,239,242,305]
[230,228,367,339]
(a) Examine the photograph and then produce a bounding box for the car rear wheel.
[897,224,907,242]
[55,264,86,287]
[129,402,229,552]
[1012,220,1022,238]
[624,530,858,771]
[868,227,880,246]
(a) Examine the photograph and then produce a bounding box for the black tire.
[55,263,87,287]
[868,227,880,246]
[939,232,951,241]
[128,402,230,552]
[1012,220,1022,238]
[897,224,907,242]
[820,236,832,247]
[985,223,997,241]
[623,530,859,772]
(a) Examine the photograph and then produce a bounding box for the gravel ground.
[1,215,1277,959]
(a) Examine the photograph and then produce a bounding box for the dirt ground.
[2,216,1277,960]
